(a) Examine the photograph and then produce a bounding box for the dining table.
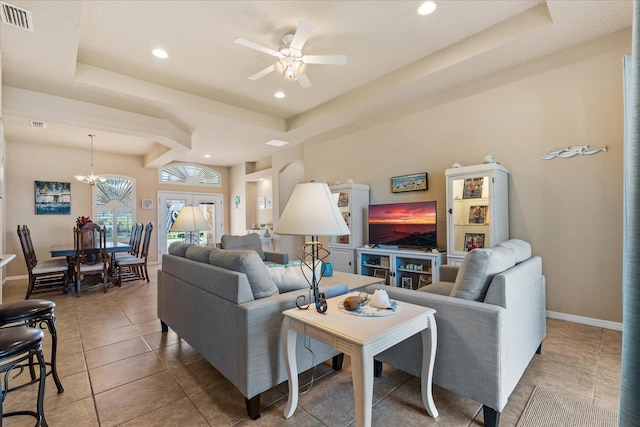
[50,242,133,291]
[50,241,132,258]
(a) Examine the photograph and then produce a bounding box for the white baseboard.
[4,274,28,282]
[547,310,622,331]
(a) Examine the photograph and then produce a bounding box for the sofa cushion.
[168,241,191,257]
[185,245,218,263]
[267,262,323,293]
[221,234,266,260]
[496,239,531,263]
[450,246,517,301]
[209,249,278,299]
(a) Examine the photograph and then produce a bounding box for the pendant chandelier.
[75,134,106,186]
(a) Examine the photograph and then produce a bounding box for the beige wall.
[4,142,229,279]
[304,33,628,323]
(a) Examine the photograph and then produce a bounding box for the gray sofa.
[365,239,546,427]
[157,242,348,419]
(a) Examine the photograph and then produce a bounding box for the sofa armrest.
[438,265,459,283]
[264,251,289,264]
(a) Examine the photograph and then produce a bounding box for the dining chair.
[115,223,142,260]
[116,222,154,283]
[17,225,69,299]
[131,223,144,256]
[74,223,109,295]
[114,223,143,281]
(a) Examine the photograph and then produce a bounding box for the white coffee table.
[281,291,438,427]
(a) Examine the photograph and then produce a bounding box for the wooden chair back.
[131,223,144,256]
[17,225,36,270]
[139,222,154,259]
[74,223,108,265]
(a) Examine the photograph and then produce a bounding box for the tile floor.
[1,264,621,426]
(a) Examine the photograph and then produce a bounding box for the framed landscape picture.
[391,172,428,193]
[462,177,484,199]
[401,276,412,289]
[468,205,488,224]
[35,181,71,215]
[464,233,485,252]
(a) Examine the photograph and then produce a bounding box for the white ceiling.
[0,0,632,167]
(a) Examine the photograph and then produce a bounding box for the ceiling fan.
[234,21,347,89]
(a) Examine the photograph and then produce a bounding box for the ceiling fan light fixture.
[274,60,285,74]
[236,21,346,89]
[294,61,308,75]
[284,66,296,81]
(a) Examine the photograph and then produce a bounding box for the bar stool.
[0,327,48,426]
[0,300,63,394]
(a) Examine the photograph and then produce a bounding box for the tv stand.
[356,247,445,289]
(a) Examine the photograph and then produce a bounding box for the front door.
[158,191,223,257]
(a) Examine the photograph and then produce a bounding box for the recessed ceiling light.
[418,1,437,15]
[152,48,169,59]
[274,91,286,99]
[265,139,290,147]
[204,154,211,158]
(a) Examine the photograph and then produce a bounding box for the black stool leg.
[43,317,63,393]
[35,348,48,427]
[26,315,63,394]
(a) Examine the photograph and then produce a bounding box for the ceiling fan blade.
[289,21,313,51]
[234,38,279,56]
[296,73,312,89]
[249,64,275,80]
[302,55,347,65]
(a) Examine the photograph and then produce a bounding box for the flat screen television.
[368,201,437,249]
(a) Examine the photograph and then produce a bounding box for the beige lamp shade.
[170,206,211,232]
[275,182,350,237]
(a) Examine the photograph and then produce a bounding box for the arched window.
[93,176,135,243]
[159,163,221,186]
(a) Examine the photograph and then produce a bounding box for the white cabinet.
[445,163,509,265]
[356,247,444,289]
[329,183,370,273]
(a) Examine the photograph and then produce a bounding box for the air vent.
[1,2,33,32]
[30,121,46,128]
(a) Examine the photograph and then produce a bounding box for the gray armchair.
[366,239,546,427]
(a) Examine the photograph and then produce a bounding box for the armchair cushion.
[418,281,454,296]
[451,246,516,301]
[209,249,279,299]
[496,239,531,263]
[221,234,265,260]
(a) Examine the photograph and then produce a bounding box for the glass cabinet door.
[449,174,491,255]
[330,191,351,246]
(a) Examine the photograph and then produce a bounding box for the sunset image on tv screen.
[368,201,437,249]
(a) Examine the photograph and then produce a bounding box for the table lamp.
[170,205,211,244]
[275,181,350,313]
